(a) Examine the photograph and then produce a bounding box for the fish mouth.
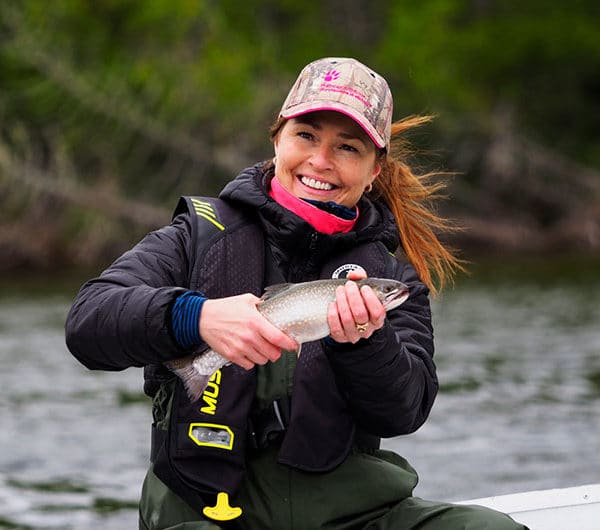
[383,285,410,310]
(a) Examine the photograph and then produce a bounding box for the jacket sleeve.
[65,212,201,371]
[323,259,438,437]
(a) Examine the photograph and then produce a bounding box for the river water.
[1,259,599,529]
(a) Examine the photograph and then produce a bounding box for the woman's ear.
[371,161,382,180]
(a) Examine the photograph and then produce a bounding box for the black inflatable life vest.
[151,195,394,517]
[152,196,264,518]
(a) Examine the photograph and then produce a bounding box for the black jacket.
[65,163,438,438]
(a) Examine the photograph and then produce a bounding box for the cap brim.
[280,101,386,149]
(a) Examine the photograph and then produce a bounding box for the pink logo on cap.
[324,70,340,82]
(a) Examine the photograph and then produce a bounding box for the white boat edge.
[457,483,600,529]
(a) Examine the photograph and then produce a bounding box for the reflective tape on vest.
[188,423,234,450]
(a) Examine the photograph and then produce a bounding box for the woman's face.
[273,111,381,208]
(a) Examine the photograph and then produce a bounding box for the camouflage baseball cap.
[280,57,393,149]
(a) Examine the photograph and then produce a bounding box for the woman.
[66,57,525,529]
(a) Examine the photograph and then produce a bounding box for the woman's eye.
[340,143,359,153]
[297,131,314,141]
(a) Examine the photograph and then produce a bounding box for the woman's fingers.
[199,294,297,370]
[360,285,386,327]
[327,279,386,344]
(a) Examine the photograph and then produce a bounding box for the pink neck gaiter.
[269,176,358,234]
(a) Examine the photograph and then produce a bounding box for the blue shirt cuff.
[171,291,206,349]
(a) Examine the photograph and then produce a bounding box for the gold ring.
[355,322,369,333]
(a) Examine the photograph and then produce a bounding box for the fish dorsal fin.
[260,283,294,302]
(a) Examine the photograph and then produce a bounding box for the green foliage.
[378,1,600,162]
[0,0,598,268]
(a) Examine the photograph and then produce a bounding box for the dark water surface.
[1,259,599,529]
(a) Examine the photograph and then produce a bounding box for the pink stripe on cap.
[283,105,385,150]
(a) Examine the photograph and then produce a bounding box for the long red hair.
[373,115,465,295]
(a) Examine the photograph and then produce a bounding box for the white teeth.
[301,176,334,191]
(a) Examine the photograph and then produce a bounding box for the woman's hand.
[327,270,386,344]
[199,294,298,370]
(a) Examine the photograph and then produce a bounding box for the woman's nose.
[309,146,333,170]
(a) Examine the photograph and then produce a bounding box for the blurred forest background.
[1,0,599,274]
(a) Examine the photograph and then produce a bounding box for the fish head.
[359,278,410,311]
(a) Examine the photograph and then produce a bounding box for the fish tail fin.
[165,357,210,403]
[181,373,212,403]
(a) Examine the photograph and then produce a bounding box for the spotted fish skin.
[166,278,409,402]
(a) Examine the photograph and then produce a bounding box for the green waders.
[139,442,526,530]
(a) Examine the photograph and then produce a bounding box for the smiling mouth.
[299,175,335,191]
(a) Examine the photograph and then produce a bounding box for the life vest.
[151,195,394,517]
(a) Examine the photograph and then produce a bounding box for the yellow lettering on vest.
[200,370,222,415]
[200,395,217,415]
[204,381,219,398]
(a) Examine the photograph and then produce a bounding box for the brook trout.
[166,277,409,402]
